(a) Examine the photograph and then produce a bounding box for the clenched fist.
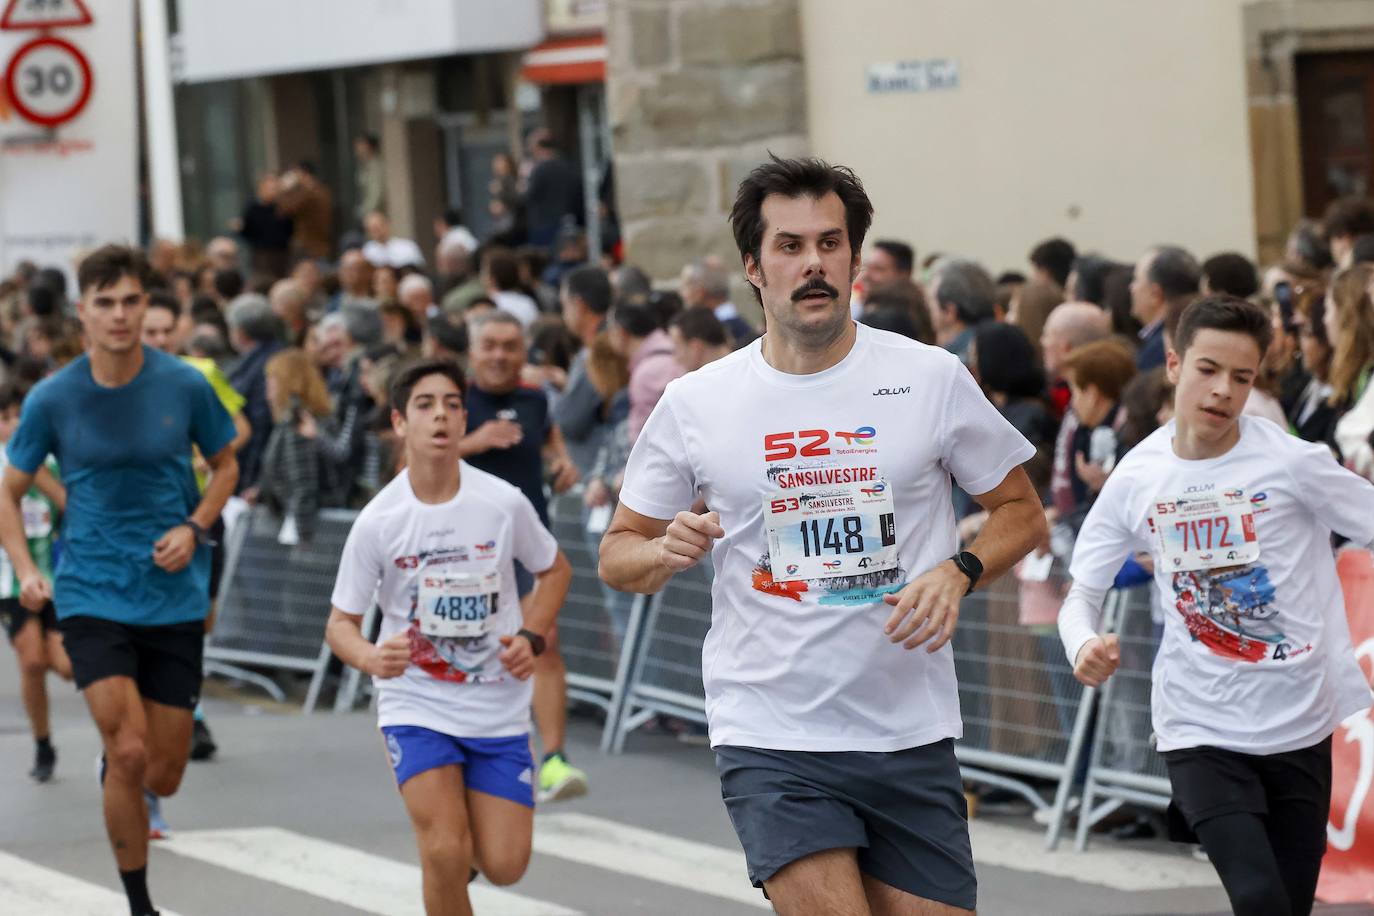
[1073,635,1120,688]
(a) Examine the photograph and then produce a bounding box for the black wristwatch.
[950,551,983,595]
[517,628,546,656]
[182,519,217,547]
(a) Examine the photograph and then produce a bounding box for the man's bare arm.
[598,504,722,595]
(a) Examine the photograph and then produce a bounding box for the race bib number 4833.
[1151,488,1259,572]
[417,570,500,638]
[764,479,898,582]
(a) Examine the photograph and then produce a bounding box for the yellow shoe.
[537,753,588,803]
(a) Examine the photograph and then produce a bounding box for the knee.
[419,826,474,873]
[105,734,148,784]
[479,848,531,887]
[18,652,47,679]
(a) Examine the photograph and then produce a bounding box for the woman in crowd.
[257,349,341,544]
[1326,263,1374,476]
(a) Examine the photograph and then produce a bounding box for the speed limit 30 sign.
[4,35,92,128]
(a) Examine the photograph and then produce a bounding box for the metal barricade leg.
[599,593,648,754]
[610,593,665,755]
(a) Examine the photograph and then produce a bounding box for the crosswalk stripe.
[0,849,188,916]
[533,812,770,910]
[160,826,581,916]
[968,821,1219,891]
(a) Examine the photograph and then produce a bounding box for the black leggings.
[1193,807,1327,916]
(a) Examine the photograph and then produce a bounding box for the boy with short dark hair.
[325,359,572,915]
[1061,295,1374,916]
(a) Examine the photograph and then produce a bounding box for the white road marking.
[161,826,580,915]
[534,812,770,909]
[0,849,188,916]
[969,820,1220,891]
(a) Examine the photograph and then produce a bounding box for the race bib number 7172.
[1151,488,1259,572]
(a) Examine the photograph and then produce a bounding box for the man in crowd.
[330,249,374,313]
[362,212,425,270]
[861,239,915,289]
[0,245,238,916]
[399,274,439,327]
[269,278,311,346]
[600,155,1044,914]
[554,266,618,478]
[437,234,485,315]
[523,129,583,250]
[1323,195,1374,268]
[482,249,540,330]
[669,307,732,373]
[1130,245,1200,371]
[609,301,683,444]
[234,173,293,279]
[680,256,756,347]
[929,257,996,363]
[277,163,334,262]
[205,237,240,273]
[227,293,286,494]
[353,134,386,224]
[1029,237,1077,290]
[1200,252,1260,299]
[458,311,586,804]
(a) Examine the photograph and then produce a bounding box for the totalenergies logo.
[822,560,842,570]
[860,482,887,496]
[834,426,876,446]
[1251,492,1268,505]
[1224,489,1244,500]
[475,540,496,554]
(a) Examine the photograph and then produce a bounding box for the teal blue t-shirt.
[7,347,236,626]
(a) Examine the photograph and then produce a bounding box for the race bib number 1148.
[765,479,898,582]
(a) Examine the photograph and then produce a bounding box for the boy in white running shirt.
[326,359,571,916]
[1061,296,1374,916]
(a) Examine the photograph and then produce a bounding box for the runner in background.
[0,383,69,783]
[1061,295,1374,916]
[0,245,238,916]
[326,359,572,916]
[144,290,252,763]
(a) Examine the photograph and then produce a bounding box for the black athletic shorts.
[715,738,976,911]
[58,616,204,709]
[1161,736,1333,843]
[0,597,58,642]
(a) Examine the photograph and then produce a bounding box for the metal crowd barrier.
[207,505,360,713]
[1073,583,1170,850]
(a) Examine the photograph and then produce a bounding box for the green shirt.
[0,453,58,599]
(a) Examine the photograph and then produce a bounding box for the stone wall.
[606,0,808,305]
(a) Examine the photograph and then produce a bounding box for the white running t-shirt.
[330,463,558,738]
[1066,416,1374,754]
[618,323,1036,752]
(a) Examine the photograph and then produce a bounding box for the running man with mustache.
[599,156,1047,915]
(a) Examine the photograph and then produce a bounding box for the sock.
[193,702,204,723]
[542,750,565,764]
[35,736,52,755]
[119,867,154,916]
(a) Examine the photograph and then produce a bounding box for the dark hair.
[1146,245,1201,302]
[213,268,245,301]
[389,358,467,412]
[863,280,934,344]
[873,239,914,276]
[730,155,873,304]
[77,244,150,295]
[34,266,67,298]
[1201,252,1259,299]
[1351,234,1374,266]
[483,248,521,291]
[147,289,181,318]
[1102,264,1140,337]
[1119,366,1172,451]
[426,315,468,355]
[356,133,380,152]
[1173,295,1273,358]
[529,319,578,371]
[0,382,20,412]
[297,159,319,177]
[860,307,922,342]
[381,302,422,345]
[612,302,659,338]
[440,207,463,228]
[671,306,729,347]
[563,265,612,315]
[974,323,1045,400]
[996,271,1027,286]
[1029,237,1077,288]
[1324,196,1374,240]
[648,289,684,329]
[1070,254,1116,306]
[1061,339,1137,402]
[1289,219,1333,270]
[26,284,58,318]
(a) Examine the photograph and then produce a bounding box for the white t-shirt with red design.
[330,463,558,738]
[618,323,1035,752]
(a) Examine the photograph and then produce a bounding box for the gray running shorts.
[714,738,976,911]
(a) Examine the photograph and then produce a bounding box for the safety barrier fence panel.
[1073,583,1170,851]
[207,506,360,713]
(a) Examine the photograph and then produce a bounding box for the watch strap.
[951,551,982,595]
[517,628,546,656]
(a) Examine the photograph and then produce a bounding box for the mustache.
[791,278,840,302]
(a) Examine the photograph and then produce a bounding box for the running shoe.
[190,718,217,761]
[537,753,588,803]
[29,743,55,783]
[145,789,170,840]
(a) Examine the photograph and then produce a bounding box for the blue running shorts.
[381,726,535,808]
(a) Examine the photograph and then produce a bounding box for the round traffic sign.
[4,36,92,129]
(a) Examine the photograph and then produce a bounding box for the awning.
[520,35,605,85]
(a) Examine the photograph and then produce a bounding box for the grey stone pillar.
[606,0,808,309]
